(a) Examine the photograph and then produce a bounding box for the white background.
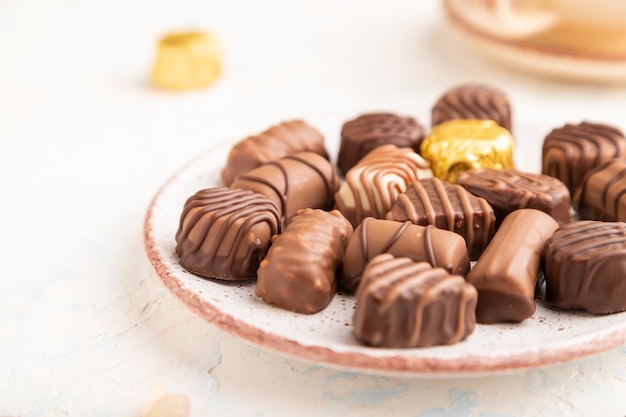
[2,0,626,416]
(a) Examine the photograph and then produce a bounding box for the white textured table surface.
[2,1,626,416]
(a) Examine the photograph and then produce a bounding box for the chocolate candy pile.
[174,82,626,349]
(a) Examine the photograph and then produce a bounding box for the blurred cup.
[448,0,626,39]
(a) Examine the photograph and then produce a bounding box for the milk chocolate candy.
[542,121,626,196]
[574,158,626,222]
[353,254,477,348]
[467,209,559,324]
[456,168,572,226]
[543,221,626,314]
[420,119,515,183]
[221,119,328,186]
[338,113,425,175]
[340,218,470,294]
[256,209,353,314]
[175,187,281,280]
[432,83,512,132]
[386,177,495,260]
[334,144,433,228]
[230,151,340,227]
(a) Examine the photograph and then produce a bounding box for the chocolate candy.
[175,187,281,280]
[574,158,626,222]
[256,209,353,314]
[467,209,559,324]
[456,168,572,226]
[432,83,512,132]
[386,177,495,260]
[543,221,626,314]
[221,119,328,186]
[151,31,221,90]
[334,144,432,228]
[340,218,470,294]
[542,121,626,196]
[420,119,515,182]
[338,113,425,175]
[230,151,340,226]
[353,254,477,348]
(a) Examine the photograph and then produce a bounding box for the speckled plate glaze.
[442,0,626,83]
[144,118,626,377]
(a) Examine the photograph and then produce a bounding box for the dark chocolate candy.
[385,177,496,260]
[340,218,470,294]
[542,121,626,196]
[175,187,281,280]
[543,221,626,314]
[338,113,425,175]
[466,209,559,324]
[256,209,353,314]
[231,151,340,227]
[574,158,626,222]
[353,253,477,348]
[334,144,432,228]
[456,168,572,226]
[431,83,512,132]
[221,119,328,186]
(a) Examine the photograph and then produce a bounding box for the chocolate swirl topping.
[335,144,432,227]
[387,177,496,259]
[353,253,477,348]
[544,221,626,314]
[175,187,281,280]
[221,119,328,186]
[431,83,511,132]
[542,121,626,196]
[338,113,425,174]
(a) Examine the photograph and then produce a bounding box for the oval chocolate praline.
[431,83,512,133]
[337,112,425,175]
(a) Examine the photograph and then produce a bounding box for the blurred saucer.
[443,0,626,83]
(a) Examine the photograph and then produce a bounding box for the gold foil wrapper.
[151,31,220,90]
[421,119,514,182]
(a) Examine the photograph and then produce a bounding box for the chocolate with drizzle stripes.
[334,144,433,228]
[353,253,477,348]
[221,119,328,186]
[544,221,626,314]
[542,121,626,196]
[431,83,512,132]
[340,217,470,294]
[230,151,340,227]
[386,177,495,260]
[574,158,626,222]
[175,187,281,280]
[457,168,572,226]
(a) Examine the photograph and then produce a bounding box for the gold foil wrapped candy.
[420,119,514,182]
[151,31,221,90]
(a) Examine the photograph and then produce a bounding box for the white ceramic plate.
[442,0,626,84]
[144,117,626,377]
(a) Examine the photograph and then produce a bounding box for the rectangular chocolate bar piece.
[466,209,559,324]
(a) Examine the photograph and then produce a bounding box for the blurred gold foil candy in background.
[151,31,221,90]
[420,119,515,183]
